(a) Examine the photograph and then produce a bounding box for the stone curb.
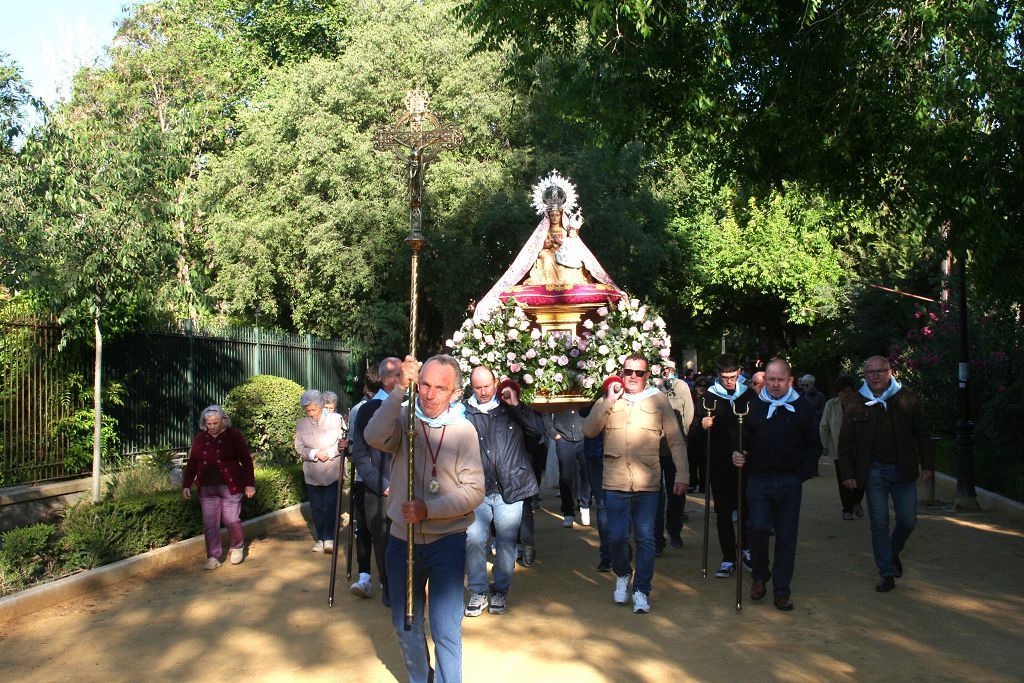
[0,502,311,622]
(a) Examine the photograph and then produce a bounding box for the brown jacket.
[836,387,934,487]
[583,390,688,492]
[364,387,485,544]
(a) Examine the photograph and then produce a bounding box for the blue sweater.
[741,395,822,481]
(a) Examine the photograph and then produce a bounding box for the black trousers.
[655,455,686,549]
[709,457,749,564]
[834,459,865,512]
[352,481,389,592]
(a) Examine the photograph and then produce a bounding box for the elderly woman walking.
[183,405,256,570]
[294,390,346,553]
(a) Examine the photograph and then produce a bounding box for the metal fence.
[1,302,358,485]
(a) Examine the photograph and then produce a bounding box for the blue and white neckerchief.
[372,388,390,401]
[759,386,800,419]
[858,377,902,410]
[708,378,748,403]
[467,394,499,413]
[415,400,468,428]
[623,386,661,404]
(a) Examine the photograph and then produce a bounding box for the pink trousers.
[199,485,244,559]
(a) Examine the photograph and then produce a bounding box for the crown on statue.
[404,89,430,115]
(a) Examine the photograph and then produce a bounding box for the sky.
[3,0,129,105]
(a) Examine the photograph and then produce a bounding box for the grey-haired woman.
[294,390,346,552]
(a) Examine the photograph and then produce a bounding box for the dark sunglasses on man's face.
[621,368,648,377]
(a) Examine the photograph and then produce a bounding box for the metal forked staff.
[733,400,749,613]
[373,89,462,631]
[700,397,717,579]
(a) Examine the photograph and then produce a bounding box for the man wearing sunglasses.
[583,354,688,614]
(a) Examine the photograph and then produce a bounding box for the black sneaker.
[597,560,612,573]
[521,545,536,567]
[876,576,896,592]
[893,555,903,578]
[669,532,683,549]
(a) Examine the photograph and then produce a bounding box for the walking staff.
[345,458,356,579]
[733,399,749,613]
[328,452,347,606]
[701,396,717,579]
[373,89,462,630]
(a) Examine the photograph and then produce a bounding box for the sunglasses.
[621,368,648,377]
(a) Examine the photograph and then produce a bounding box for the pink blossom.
[597,306,609,316]
[523,374,534,384]
[583,319,594,329]
[643,320,654,331]
[554,373,564,383]
[659,348,671,358]
[632,340,642,351]
[577,361,587,369]
[484,334,495,345]
[558,355,569,366]
[510,363,522,372]
[928,312,939,321]
[651,364,662,375]
[531,328,541,340]
[525,348,537,359]
[508,329,520,340]
[538,358,547,367]
[507,352,517,361]
[921,327,933,338]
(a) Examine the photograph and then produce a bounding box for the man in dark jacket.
[732,359,821,611]
[837,356,933,593]
[690,354,754,578]
[463,366,544,616]
[350,357,401,604]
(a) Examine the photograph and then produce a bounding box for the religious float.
[446,171,675,408]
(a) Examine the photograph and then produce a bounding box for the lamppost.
[373,89,463,629]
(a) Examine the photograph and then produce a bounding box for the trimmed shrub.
[103,457,177,501]
[243,464,307,518]
[0,524,56,593]
[223,375,304,465]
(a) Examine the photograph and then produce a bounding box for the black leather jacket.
[465,401,544,503]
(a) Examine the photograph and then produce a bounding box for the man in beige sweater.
[583,354,688,614]
[365,354,484,683]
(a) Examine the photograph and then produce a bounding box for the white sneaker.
[632,590,650,613]
[580,507,591,526]
[488,592,507,614]
[562,515,574,528]
[323,540,334,554]
[204,557,222,570]
[613,574,630,604]
[311,540,325,553]
[350,573,373,598]
[465,592,489,617]
[229,548,244,565]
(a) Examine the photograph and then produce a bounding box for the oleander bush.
[223,374,304,465]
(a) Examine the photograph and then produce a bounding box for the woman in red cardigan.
[183,405,256,569]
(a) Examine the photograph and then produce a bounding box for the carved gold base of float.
[529,391,594,412]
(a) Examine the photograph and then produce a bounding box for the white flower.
[643,320,653,331]
[445,339,454,348]
[651,364,662,375]
[617,300,627,312]
[546,336,557,349]
[604,359,616,373]
[508,329,519,340]
[630,298,639,308]
[520,320,530,331]
[484,334,495,346]
[453,331,465,343]
[508,318,517,328]
[597,306,608,316]
[598,344,609,356]
[473,329,482,340]
[583,319,594,329]
[628,326,639,336]
[486,351,495,362]
[558,355,569,366]
[523,374,534,384]
[655,316,665,327]
[596,329,607,339]
[659,348,671,358]
[461,348,472,357]
[538,357,547,367]
[554,373,564,383]
[531,328,541,340]
[525,348,537,359]
[618,354,627,365]
[653,338,663,348]
[632,340,642,351]
[507,352,517,361]
[470,355,481,365]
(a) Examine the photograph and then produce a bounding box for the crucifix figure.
[373,89,463,240]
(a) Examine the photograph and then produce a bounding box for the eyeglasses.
[621,368,648,377]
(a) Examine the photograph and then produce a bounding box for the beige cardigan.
[364,387,484,544]
[583,390,688,493]
[294,412,345,486]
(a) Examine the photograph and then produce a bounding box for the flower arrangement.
[445,295,671,402]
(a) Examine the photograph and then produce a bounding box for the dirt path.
[2,464,1023,682]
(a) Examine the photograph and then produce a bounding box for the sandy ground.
[2,462,1023,682]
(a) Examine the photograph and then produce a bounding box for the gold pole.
[404,235,423,631]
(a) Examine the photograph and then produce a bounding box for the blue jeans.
[386,533,466,683]
[466,493,523,595]
[605,489,659,595]
[586,457,610,566]
[865,461,917,577]
[306,481,339,542]
[746,474,802,599]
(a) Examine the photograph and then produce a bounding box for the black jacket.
[352,399,392,495]
[742,395,822,481]
[465,401,544,503]
[689,387,756,467]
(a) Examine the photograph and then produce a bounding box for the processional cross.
[372,89,462,631]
